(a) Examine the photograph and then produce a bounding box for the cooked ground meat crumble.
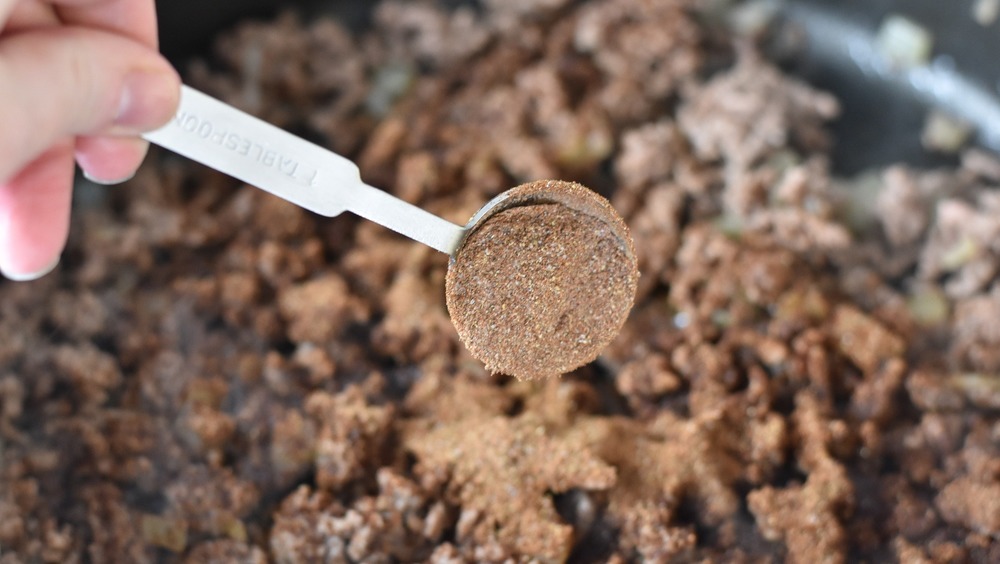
[3,0,1000,562]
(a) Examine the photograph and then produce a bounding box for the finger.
[0,0,18,24]
[52,0,158,48]
[51,0,162,187]
[75,135,148,184]
[5,1,59,31]
[0,142,74,280]
[0,27,179,183]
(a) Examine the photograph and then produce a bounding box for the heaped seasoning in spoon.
[446,180,639,380]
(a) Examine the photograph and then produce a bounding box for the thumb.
[0,27,180,184]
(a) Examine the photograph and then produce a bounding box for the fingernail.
[83,169,135,186]
[1,255,59,282]
[113,69,180,133]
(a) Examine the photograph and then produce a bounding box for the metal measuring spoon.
[146,87,638,378]
[145,86,466,254]
[446,180,638,379]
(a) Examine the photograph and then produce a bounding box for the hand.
[0,0,180,281]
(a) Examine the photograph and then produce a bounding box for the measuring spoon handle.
[143,85,466,255]
[143,85,358,217]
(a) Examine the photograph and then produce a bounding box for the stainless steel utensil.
[144,86,466,255]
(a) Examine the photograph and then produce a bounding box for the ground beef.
[2,0,1000,562]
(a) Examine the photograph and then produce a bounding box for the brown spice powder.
[446,180,639,379]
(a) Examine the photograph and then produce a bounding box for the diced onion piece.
[973,0,1000,26]
[833,170,882,233]
[141,514,188,553]
[727,0,781,37]
[906,285,950,326]
[922,110,973,153]
[366,63,414,117]
[949,373,1000,410]
[876,15,934,69]
[940,235,979,271]
[712,212,744,238]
